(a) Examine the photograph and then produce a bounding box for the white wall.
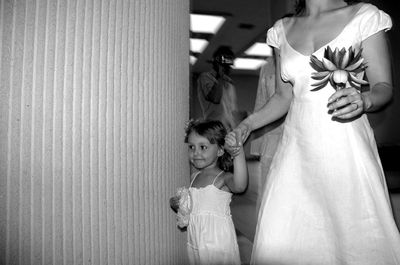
[0,0,190,264]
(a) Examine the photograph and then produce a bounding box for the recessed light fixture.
[233,58,266,70]
[244,42,273,57]
[190,14,226,34]
[190,38,208,53]
[190,55,197,65]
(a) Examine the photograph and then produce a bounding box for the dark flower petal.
[310,55,326,71]
[310,83,328,91]
[348,48,363,66]
[324,46,334,61]
[352,65,367,74]
[311,71,330,80]
[338,49,347,68]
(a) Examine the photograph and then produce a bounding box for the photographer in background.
[196,46,242,131]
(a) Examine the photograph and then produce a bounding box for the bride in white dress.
[230,0,400,264]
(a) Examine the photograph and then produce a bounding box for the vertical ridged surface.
[0,0,190,264]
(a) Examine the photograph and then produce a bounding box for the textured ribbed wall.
[0,0,190,264]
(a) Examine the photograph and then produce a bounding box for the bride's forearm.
[362,82,393,112]
[240,92,291,131]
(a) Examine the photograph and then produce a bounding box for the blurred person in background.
[197,46,244,131]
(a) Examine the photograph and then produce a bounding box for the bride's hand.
[327,87,364,120]
[234,122,251,146]
[224,131,241,158]
[223,122,251,158]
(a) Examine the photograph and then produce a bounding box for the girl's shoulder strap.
[211,171,225,185]
[189,171,201,187]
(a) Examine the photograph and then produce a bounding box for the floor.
[236,230,253,265]
[390,192,400,230]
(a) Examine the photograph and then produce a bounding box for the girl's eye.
[188,145,194,150]
[201,145,207,150]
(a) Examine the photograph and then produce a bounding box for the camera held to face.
[215,54,234,66]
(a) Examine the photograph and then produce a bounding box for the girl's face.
[187,132,224,170]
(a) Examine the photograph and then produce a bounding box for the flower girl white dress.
[187,171,241,265]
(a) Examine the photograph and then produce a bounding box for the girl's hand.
[224,131,241,157]
[224,122,251,158]
[169,196,180,213]
[327,87,364,120]
[234,122,251,145]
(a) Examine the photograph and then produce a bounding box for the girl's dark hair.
[184,119,233,172]
[294,0,363,15]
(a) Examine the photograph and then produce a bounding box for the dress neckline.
[281,3,366,57]
[189,170,224,188]
[189,184,232,195]
[189,171,232,194]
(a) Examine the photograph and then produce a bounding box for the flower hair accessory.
[310,46,368,91]
[184,118,203,139]
[184,119,195,132]
[184,119,195,139]
[175,186,192,228]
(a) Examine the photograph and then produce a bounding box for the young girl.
[170,119,248,265]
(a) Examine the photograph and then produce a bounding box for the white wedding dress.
[251,3,400,265]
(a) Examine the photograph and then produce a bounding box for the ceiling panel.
[190,0,293,75]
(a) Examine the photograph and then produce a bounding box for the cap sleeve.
[359,4,392,41]
[266,20,282,49]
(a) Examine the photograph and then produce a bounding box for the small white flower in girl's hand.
[171,187,192,229]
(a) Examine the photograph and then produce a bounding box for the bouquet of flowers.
[310,46,368,91]
[170,186,192,229]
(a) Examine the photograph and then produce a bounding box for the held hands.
[234,122,251,145]
[224,131,242,158]
[224,122,251,158]
[328,87,364,120]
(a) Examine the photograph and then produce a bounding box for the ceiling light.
[233,58,266,70]
[244,43,273,57]
[190,14,226,34]
[190,38,208,53]
[190,55,197,65]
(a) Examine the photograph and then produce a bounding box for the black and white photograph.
[1,0,399,264]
